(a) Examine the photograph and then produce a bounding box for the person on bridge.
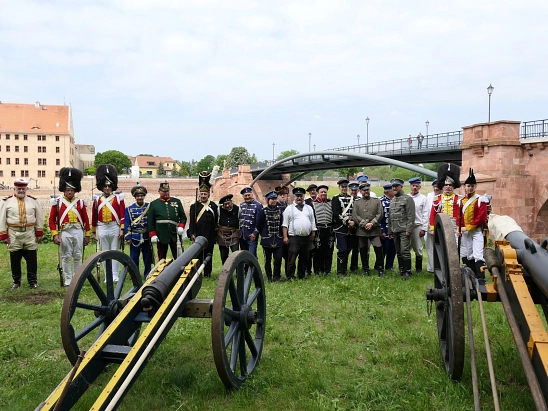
[408,134,413,150]
[388,178,415,280]
[429,163,462,246]
[0,178,44,289]
[460,168,490,285]
[332,179,357,277]
[124,184,152,279]
[408,177,429,273]
[352,182,385,277]
[217,194,240,265]
[425,179,442,273]
[380,183,397,271]
[49,168,90,286]
[417,132,424,149]
[239,186,263,257]
[282,187,317,280]
[312,185,334,275]
[257,190,284,282]
[187,172,218,278]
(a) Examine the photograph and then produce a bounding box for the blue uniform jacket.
[124,202,150,245]
[239,199,263,240]
[379,195,391,235]
[257,205,284,248]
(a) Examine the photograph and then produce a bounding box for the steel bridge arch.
[250,151,437,187]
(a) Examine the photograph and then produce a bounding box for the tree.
[225,146,254,169]
[339,167,360,180]
[171,163,179,177]
[214,154,229,169]
[94,150,132,174]
[137,153,153,156]
[195,155,215,174]
[276,149,299,161]
[177,161,192,177]
[157,161,166,176]
[84,166,96,176]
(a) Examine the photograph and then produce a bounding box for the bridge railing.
[521,119,548,139]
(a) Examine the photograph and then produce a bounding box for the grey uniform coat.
[388,193,415,234]
[352,196,383,237]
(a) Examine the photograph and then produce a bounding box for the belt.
[156,220,178,225]
[61,223,82,229]
[131,228,147,233]
[8,223,35,232]
[98,221,118,226]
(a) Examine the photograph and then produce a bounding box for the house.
[134,155,177,177]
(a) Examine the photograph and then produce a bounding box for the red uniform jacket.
[49,197,91,236]
[92,194,125,232]
[429,193,461,231]
[461,193,488,231]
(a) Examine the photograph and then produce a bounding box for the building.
[0,101,76,187]
[133,155,177,177]
[75,144,96,171]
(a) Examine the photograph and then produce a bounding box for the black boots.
[397,256,404,276]
[337,256,348,277]
[402,259,412,281]
[415,256,423,273]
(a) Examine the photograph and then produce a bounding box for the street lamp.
[357,134,360,145]
[487,83,494,123]
[425,120,429,137]
[272,143,275,161]
[308,132,312,152]
[365,117,370,153]
[313,144,316,151]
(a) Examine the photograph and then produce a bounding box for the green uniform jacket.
[388,193,415,234]
[352,196,383,237]
[148,197,187,244]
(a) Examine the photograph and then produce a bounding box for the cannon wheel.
[61,250,143,365]
[433,213,465,380]
[211,250,266,389]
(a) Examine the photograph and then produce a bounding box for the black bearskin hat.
[59,167,83,193]
[464,168,477,185]
[436,163,461,190]
[96,164,118,191]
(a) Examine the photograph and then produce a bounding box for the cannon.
[36,237,266,411]
[426,213,548,410]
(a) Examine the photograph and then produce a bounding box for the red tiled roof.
[135,155,175,170]
[0,102,70,134]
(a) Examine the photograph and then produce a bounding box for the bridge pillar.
[460,120,547,240]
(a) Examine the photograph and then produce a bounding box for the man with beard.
[352,182,385,277]
[217,194,239,265]
[124,185,152,279]
[49,168,90,286]
[188,172,218,278]
[429,163,462,246]
[257,190,284,282]
[282,187,316,280]
[331,179,356,277]
[380,183,396,271]
[425,179,442,273]
[276,185,290,271]
[304,184,318,276]
[312,185,334,275]
[408,177,428,273]
[0,178,44,289]
[388,178,415,280]
[239,186,263,256]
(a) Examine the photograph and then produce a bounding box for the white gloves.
[151,236,158,243]
[177,227,185,236]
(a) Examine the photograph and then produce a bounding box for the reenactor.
[429,163,462,245]
[408,177,429,272]
[312,185,334,275]
[0,178,44,289]
[332,179,356,276]
[239,186,263,256]
[388,178,415,280]
[217,194,239,265]
[348,181,361,273]
[425,179,442,273]
[124,184,152,279]
[380,183,396,271]
[187,172,218,278]
[275,185,290,271]
[305,184,319,276]
[49,168,90,286]
[148,181,187,260]
[92,165,125,282]
[257,190,284,282]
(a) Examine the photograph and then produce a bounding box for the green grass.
[0,241,537,411]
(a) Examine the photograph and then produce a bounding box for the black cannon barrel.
[141,236,208,310]
[504,230,548,298]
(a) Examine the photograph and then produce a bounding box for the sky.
[1,0,547,164]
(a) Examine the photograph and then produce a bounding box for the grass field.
[0,234,538,410]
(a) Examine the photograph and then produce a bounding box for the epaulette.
[27,195,37,200]
[3,195,14,201]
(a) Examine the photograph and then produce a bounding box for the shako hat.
[159,181,170,192]
[436,163,461,189]
[198,171,212,192]
[59,167,83,192]
[96,164,118,191]
[131,184,147,197]
[464,168,477,185]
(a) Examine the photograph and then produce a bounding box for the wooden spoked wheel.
[60,250,143,365]
[211,251,266,389]
[433,213,465,380]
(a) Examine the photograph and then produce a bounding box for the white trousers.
[426,232,434,272]
[411,225,424,258]
[60,225,84,285]
[97,222,120,279]
[460,228,484,262]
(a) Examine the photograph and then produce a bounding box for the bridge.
[247,118,548,179]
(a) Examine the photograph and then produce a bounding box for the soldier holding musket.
[49,168,90,286]
[124,185,152,279]
[217,194,239,265]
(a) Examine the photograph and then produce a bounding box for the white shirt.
[425,192,436,231]
[410,192,429,230]
[282,203,317,236]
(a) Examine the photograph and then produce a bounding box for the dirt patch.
[2,290,63,304]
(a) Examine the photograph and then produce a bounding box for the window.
[55,171,59,178]
[24,158,28,165]
[6,146,10,152]
[38,146,46,153]
[0,159,2,164]
[15,135,19,140]
[0,171,3,177]
[37,135,46,141]
[55,136,60,141]
[22,170,28,177]
[56,159,60,166]
[11,171,15,177]
[15,158,19,165]
[6,158,10,165]
[23,135,27,140]
[56,147,60,153]
[24,146,28,153]
[38,170,46,178]
[15,146,19,152]
[5,134,9,140]
[38,158,47,166]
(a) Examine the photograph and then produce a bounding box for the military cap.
[275,185,289,195]
[219,194,233,204]
[265,190,278,199]
[159,181,170,192]
[409,177,421,185]
[198,171,212,192]
[337,179,349,187]
[306,184,318,192]
[292,187,306,195]
[348,182,360,190]
[391,178,404,186]
[432,179,438,186]
[240,186,253,195]
[317,184,329,191]
[464,168,477,185]
[359,182,371,190]
[356,175,369,182]
[13,178,29,187]
[131,185,147,197]
[383,183,393,190]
